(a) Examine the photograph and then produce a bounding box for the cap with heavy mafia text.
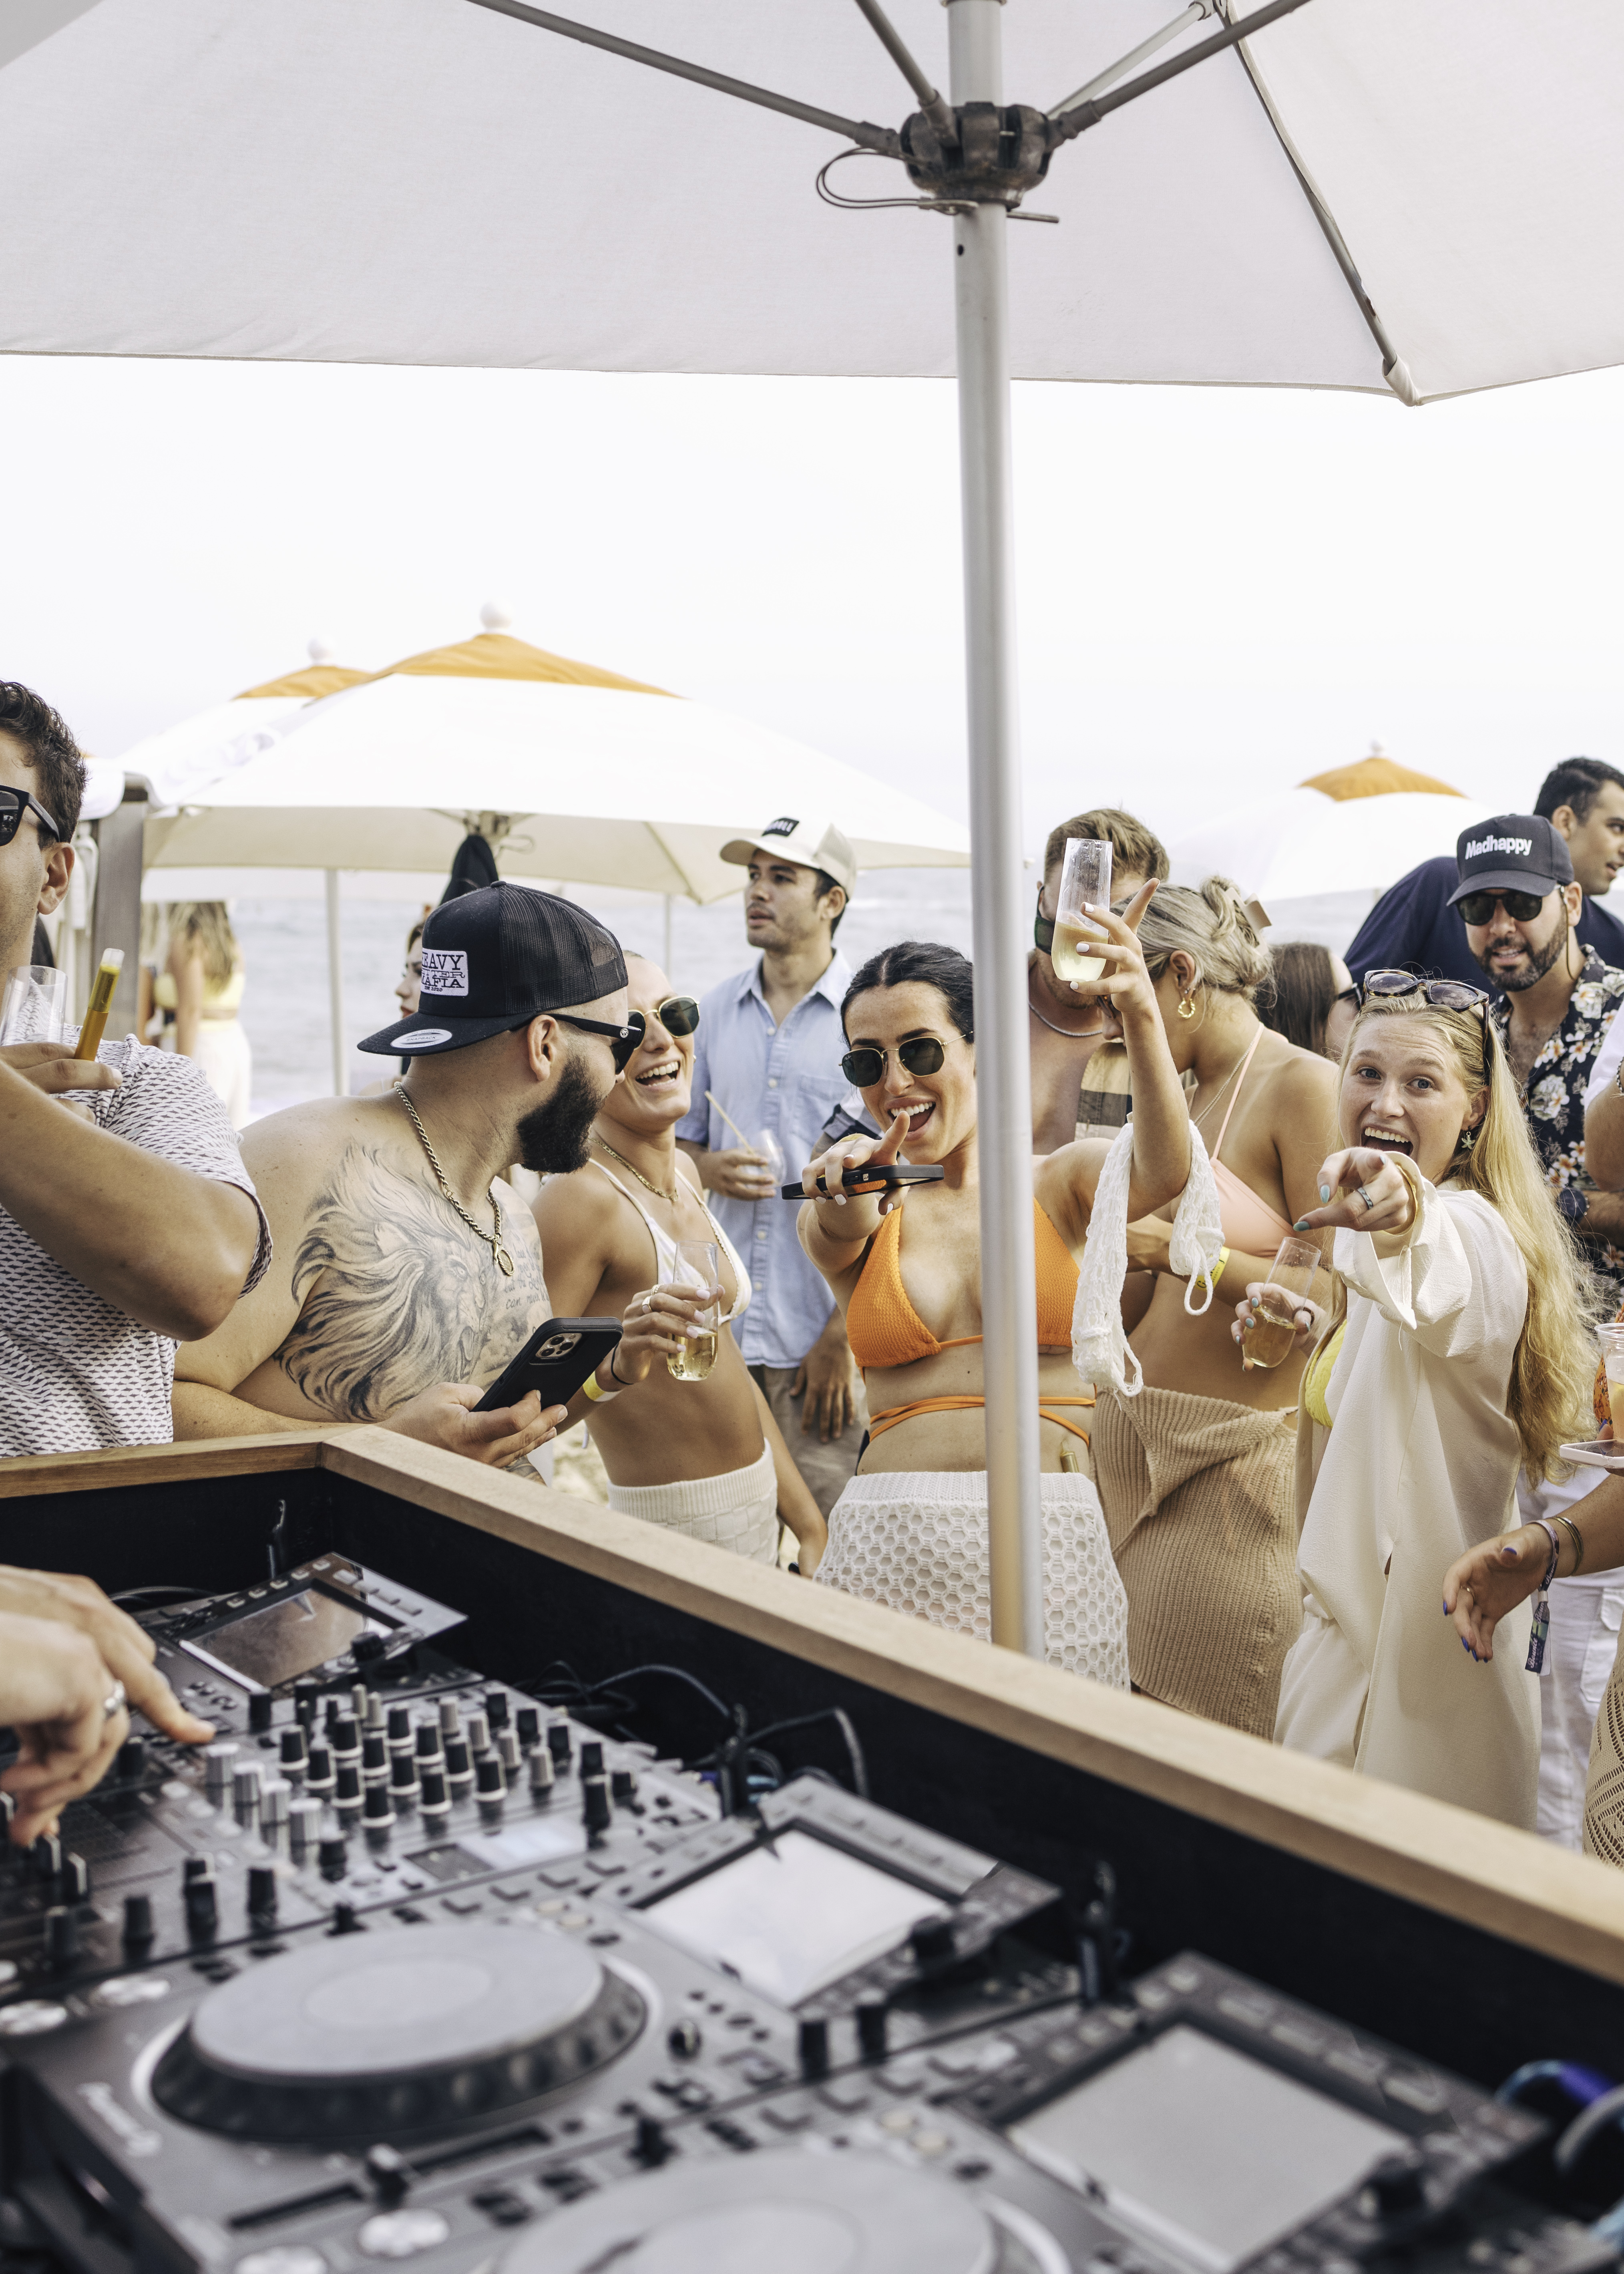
[357,881,627,1056]
[1447,813,1574,907]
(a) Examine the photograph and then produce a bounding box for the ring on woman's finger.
[1356,1183,1375,1211]
[103,1679,127,1721]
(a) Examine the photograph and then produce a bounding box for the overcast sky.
[3,350,1620,857]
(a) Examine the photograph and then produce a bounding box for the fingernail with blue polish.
[1319,1184,1331,1201]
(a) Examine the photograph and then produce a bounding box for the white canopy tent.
[9,0,1624,1655]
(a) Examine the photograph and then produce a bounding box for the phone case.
[778,1163,947,1199]
[474,1317,623,1414]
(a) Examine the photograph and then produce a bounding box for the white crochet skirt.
[815,1470,1130,1686]
[607,1444,778,1564]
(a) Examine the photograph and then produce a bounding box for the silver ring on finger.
[103,1679,127,1721]
[1356,1183,1375,1211]
[642,1294,654,1314]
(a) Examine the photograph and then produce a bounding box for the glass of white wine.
[1051,838,1112,986]
[667,1239,722,1382]
[1240,1235,1323,1369]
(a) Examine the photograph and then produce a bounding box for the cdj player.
[0,1556,1615,2274]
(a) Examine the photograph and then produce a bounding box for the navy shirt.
[1345,856,1624,992]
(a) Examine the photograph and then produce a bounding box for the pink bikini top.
[1209,1030,1295,1256]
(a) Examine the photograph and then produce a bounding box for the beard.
[515,1050,606,1175]
[1478,909,1570,994]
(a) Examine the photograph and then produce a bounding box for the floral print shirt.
[1491,946,1624,1319]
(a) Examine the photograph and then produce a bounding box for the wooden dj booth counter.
[5,1429,1624,2090]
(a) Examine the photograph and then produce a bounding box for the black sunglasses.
[0,785,62,847]
[840,1035,949,1087]
[650,995,700,1038]
[1455,888,1547,926]
[1033,880,1056,955]
[1349,969,1498,1058]
[556,1010,647,1072]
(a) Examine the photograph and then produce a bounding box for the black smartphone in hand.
[474,1318,623,1414]
[780,1163,947,1199]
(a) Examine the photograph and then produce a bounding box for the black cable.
[111,1584,216,1605]
[701,1706,870,1801]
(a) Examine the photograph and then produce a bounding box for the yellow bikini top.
[1303,1320,1346,1430]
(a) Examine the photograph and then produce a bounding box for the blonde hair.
[1134,876,1272,1001]
[1344,997,1595,1479]
[165,902,240,991]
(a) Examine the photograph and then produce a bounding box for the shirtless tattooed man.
[173,884,642,1471]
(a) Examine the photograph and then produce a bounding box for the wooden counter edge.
[0,1431,338,1495]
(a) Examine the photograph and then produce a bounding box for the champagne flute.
[1240,1234,1323,1369]
[754,1128,786,1192]
[1050,839,1112,986]
[667,1239,722,1381]
[0,963,68,1045]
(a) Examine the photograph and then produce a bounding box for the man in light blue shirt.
[677,816,867,1515]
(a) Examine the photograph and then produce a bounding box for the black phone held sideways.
[779,1163,947,1200]
[474,1317,623,1415]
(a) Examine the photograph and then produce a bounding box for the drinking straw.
[74,950,124,1061]
[705,1089,754,1147]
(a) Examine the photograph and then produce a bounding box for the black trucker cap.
[358,880,628,1057]
[1447,813,1575,907]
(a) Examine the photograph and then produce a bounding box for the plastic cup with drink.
[667,1239,722,1382]
[1049,839,1112,987]
[1240,1234,1324,1370]
[0,964,68,1046]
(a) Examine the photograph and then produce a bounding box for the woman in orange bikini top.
[797,910,1192,1481]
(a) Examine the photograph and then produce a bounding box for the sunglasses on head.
[1347,969,1498,1057]
[840,1035,949,1088]
[0,786,62,848]
[555,1010,647,1072]
[650,994,700,1038]
[1455,887,1548,926]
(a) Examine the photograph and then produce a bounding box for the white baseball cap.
[721,815,858,896]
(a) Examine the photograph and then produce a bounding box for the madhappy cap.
[1447,812,1574,908]
[357,879,627,1056]
[720,815,857,898]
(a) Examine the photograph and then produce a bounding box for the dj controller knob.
[318,1823,350,1882]
[293,1678,320,1727]
[388,1753,420,1807]
[667,2017,702,2060]
[185,1872,219,1944]
[184,1856,210,1883]
[419,1769,450,1825]
[366,2143,412,2205]
[414,1721,443,1765]
[582,1774,612,1837]
[279,1725,308,1777]
[856,1994,889,2062]
[288,1798,322,1857]
[515,1705,541,1751]
[909,1916,959,1973]
[798,2016,830,2080]
[363,1784,396,1842]
[332,1901,363,1934]
[335,1764,364,1823]
[444,1739,474,1796]
[60,1852,90,1904]
[1361,2151,1429,2220]
[331,1716,361,1765]
[475,1755,506,1825]
[438,1696,462,1739]
[305,1743,336,1798]
[353,1632,388,1672]
[324,1696,343,1734]
[387,1704,412,1750]
[261,1777,292,1831]
[351,1684,371,1722]
[232,1761,263,1819]
[466,1709,492,1757]
[579,1740,605,1779]
[633,2114,672,2168]
[122,1892,154,1953]
[364,1688,386,1730]
[43,1905,80,1973]
[0,1791,15,1839]
[32,1833,63,1886]
[362,1731,388,1781]
[116,1735,147,1783]
[611,1767,637,1805]
[247,1865,278,1926]
[497,1727,522,1776]
[485,1688,511,1732]
[547,1719,573,1772]
[203,1741,238,1799]
[528,1748,556,1800]
[247,1690,274,1735]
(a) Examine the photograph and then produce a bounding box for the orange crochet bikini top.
[846,1199,1079,1370]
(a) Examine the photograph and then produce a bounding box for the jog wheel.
[152,1922,643,2144]
[500,2147,1005,2273]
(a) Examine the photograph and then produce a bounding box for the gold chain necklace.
[594,1132,682,1207]
[394,1083,514,1276]
[1026,968,1098,1039]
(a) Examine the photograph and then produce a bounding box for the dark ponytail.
[841,940,975,1042]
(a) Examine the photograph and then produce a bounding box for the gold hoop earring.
[1177,993,1196,1020]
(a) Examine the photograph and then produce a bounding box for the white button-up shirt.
[677,952,853,1368]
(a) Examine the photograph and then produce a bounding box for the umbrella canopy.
[3,1,1623,400]
[142,624,971,898]
[114,643,368,808]
[1168,747,1486,903]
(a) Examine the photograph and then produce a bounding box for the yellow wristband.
[583,1369,621,1404]
[1213,1246,1230,1284]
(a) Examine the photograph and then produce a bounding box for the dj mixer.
[0,1552,1614,2274]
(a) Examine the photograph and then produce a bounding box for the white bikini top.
[589,1156,751,1325]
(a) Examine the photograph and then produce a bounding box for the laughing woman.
[1269,976,1591,1826]
[796,903,1192,1681]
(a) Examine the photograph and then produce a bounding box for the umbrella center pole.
[325,869,347,1099]
[950,0,1045,1663]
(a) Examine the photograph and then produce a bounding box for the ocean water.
[229,874,1377,1119]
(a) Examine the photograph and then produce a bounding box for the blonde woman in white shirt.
[1261,972,1591,1828]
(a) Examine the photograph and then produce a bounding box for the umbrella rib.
[848,0,955,144]
[463,0,903,158]
[1048,2,1214,121]
[1045,0,1317,147]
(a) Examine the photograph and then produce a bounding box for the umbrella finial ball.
[308,636,336,664]
[480,600,513,633]
[1369,737,1388,757]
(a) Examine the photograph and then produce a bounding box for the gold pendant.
[495,1246,515,1276]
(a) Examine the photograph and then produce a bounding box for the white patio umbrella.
[115,642,368,809]
[1169,749,1488,906]
[8,0,1624,1655]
